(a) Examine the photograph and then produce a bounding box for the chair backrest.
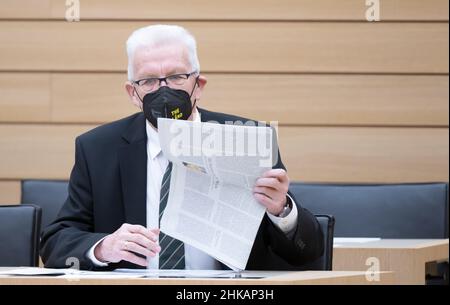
[290,182,449,238]
[300,215,335,271]
[21,180,68,231]
[0,205,42,266]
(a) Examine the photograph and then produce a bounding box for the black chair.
[290,182,449,283]
[0,205,42,266]
[300,214,335,271]
[21,180,68,231]
[290,182,448,238]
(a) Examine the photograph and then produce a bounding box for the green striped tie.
[159,162,185,269]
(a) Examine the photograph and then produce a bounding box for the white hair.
[126,24,200,81]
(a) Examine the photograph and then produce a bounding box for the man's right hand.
[94,223,161,266]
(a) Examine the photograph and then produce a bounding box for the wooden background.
[0,0,448,203]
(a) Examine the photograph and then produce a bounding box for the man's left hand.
[253,169,290,216]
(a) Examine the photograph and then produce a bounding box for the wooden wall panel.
[0,73,50,122]
[0,0,52,19]
[0,0,448,21]
[55,73,449,126]
[0,181,21,204]
[201,74,450,126]
[0,2,448,186]
[0,124,447,183]
[1,73,447,126]
[51,73,135,123]
[0,21,447,73]
[278,126,449,183]
[0,124,93,180]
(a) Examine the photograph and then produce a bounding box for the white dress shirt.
[87,110,298,268]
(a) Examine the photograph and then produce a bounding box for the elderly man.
[40,24,323,270]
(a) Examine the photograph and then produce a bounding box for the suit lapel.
[116,109,218,227]
[118,113,147,227]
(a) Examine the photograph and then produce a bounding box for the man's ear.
[193,75,207,101]
[125,81,142,109]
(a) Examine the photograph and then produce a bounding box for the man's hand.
[94,223,161,267]
[253,169,290,216]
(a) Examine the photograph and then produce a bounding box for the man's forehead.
[133,44,191,77]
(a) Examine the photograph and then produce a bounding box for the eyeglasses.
[133,71,197,92]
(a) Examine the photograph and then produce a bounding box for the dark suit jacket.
[40,108,324,270]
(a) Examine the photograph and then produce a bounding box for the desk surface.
[0,269,393,285]
[334,238,449,249]
[2,239,445,285]
[333,238,449,285]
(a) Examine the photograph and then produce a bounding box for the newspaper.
[157,118,276,270]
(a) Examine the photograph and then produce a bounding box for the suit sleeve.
[261,190,325,266]
[39,137,109,270]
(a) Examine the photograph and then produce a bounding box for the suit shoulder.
[77,112,141,144]
[198,108,257,125]
[198,108,273,128]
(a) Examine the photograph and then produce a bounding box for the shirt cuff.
[266,194,298,233]
[86,237,109,267]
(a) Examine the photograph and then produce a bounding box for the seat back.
[21,180,68,231]
[290,183,448,238]
[0,205,42,266]
[300,215,335,270]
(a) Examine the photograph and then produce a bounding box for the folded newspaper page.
[157,117,276,270]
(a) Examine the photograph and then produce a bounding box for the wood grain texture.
[51,73,134,123]
[0,124,92,180]
[333,239,449,284]
[1,73,448,126]
[0,1,448,186]
[0,124,447,183]
[0,0,448,21]
[277,126,449,183]
[0,181,21,204]
[0,73,50,122]
[0,268,394,284]
[0,21,447,73]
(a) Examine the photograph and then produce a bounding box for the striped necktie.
[158,162,185,269]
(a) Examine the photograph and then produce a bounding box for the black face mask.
[139,85,197,128]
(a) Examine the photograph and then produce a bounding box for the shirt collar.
[145,108,201,160]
